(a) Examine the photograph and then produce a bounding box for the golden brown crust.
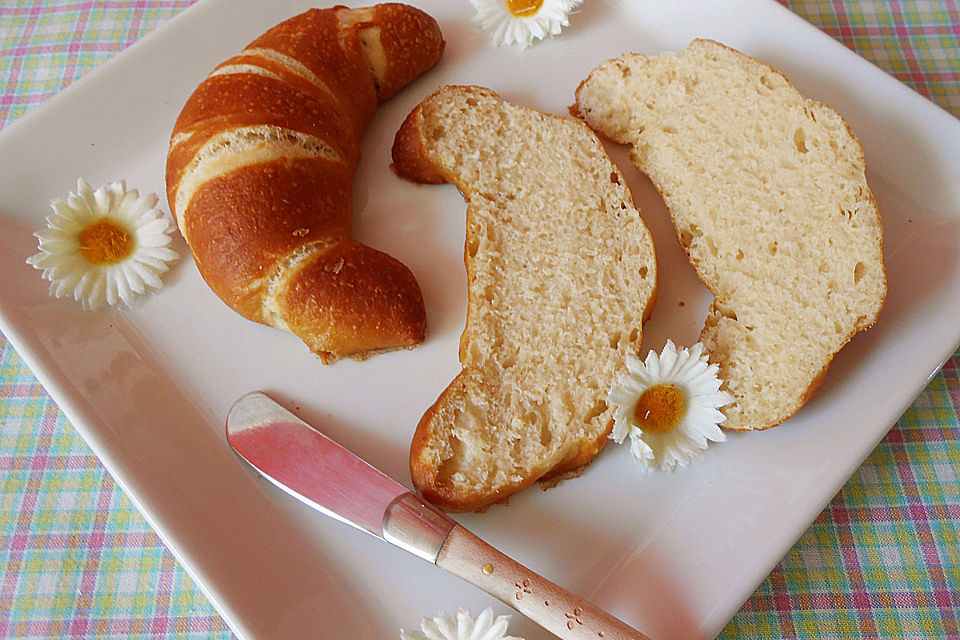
[409,375,618,512]
[277,239,426,363]
[410,377,557,513]
[166,4,443,362]
[245,6,378,131]
[182,157,353,316]
[373,3,446,101]
[391,102,448,184]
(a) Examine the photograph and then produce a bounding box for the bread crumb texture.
[576,39,886,431]
[396,86,657,510]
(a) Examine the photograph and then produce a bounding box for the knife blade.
[226,391,454,562]
[226,391,652,640]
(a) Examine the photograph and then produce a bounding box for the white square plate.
[2,1,958,638]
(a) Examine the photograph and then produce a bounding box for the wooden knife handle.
[436,524,652,640]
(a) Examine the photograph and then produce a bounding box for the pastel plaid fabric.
[0,1,958,639]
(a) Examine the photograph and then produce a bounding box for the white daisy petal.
[134,217,171,238]
[607,341,732,472]
[51,200,82,225]
[698,421,727,443]
[607,386,637,409]
[688,341,705,361]
[658,339,679,375]
[95,183,114,216]
[643,347,661,378]
[139,191,159,211]
[84,273,107,310]
[129,250,165,266]
[471,0,582,49]
[27,252,60,269]
[34,237,76,253]
[628,433,655,471]
[104,270,120,307]
[129,261,163,290]
[118,264,144,296]
[624,354,646,378]
[56,264,86,291]
[116,270,136,307]
[26,180,179,309]
[400,608,522,640]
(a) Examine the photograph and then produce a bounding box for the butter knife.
[226,391,651,640]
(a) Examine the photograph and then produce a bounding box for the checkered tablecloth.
[1,1,958,638]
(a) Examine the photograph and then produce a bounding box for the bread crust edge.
[573,38,887,432]
[397,86,658,510]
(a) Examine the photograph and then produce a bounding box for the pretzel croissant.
[166,4,443,362]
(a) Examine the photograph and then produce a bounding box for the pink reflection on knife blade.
[228,420,407,538]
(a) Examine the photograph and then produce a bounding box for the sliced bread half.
[574,39,886,431]
[392,86,657,511]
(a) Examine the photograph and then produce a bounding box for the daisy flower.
[401,608,523,640]
[470,0,583,49]
[26,179,179,310]
[608,340,734,472]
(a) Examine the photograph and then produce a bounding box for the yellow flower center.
[77,219,134,265]
[633,384,685,434]
[506,0,543,18]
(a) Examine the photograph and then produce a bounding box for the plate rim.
[1,1,959,638]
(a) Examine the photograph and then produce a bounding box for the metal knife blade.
[226,392,454,561]
[226,392,652,640]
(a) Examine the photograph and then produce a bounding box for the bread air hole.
[717,303,738,322]
[794,127,808,154]
[539,420,552,447]
[467,235,480,258]
[678,223,702,248]
[438,436,466,482]
[854,261,865,283]
[706,237,719,257]
[584,399,607,424]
